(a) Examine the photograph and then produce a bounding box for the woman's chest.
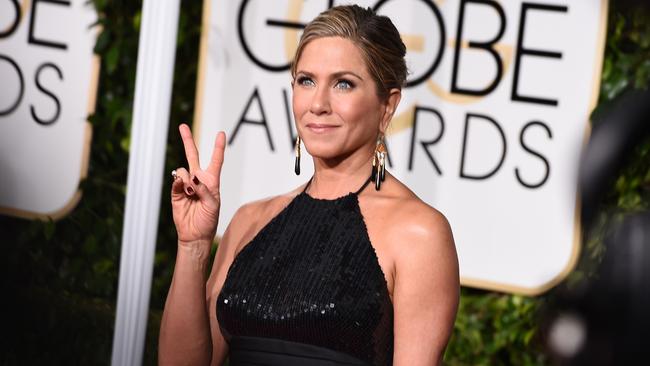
[217,194,393,336]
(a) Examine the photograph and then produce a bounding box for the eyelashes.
[335,79,354,89]
[294,76,356,90]
[296,76,315,87]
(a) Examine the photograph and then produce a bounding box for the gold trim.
[0,114,94,221]
[460,0,610,295]
[428,42,514,104]
[191,0,213,143]
[282,0,303,64]
[0,25,101,221]
[0,0,31,34]
[402,34,425,52]
[193,0,610,295]
[461,195,584,296]
[21,0,30,22]
[590,0,609,114]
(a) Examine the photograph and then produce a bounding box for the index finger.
[179,123,200,172]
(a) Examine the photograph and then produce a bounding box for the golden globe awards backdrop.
[194,0,608,294]
[0,0,99,219]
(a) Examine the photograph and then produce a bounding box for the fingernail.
[187,187,194,195]
[192,176,200,185]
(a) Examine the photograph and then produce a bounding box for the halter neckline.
[301,174,373,199]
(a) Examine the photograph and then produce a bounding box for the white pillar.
[111,0,181,365]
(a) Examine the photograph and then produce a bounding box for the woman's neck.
[307,145,375,199]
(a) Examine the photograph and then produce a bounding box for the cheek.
[336,95,381,126]
[292,91,308,121]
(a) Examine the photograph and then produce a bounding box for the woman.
[159,5,459,366]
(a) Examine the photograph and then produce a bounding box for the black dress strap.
[353,175,373,196]
[302,175,373,196]
[301,177,314,193]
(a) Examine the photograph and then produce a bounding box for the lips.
[305,123,340,134]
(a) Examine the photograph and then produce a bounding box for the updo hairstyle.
[291,5,408,100]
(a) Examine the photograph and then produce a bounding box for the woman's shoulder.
[375,176,458,286]
[233,184,305,220]
[369,175,454,255]
[222,183,309,250]
[375,176,450,232]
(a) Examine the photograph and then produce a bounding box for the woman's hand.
[171,124,226,244]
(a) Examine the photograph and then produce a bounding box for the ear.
[380,88,402,134]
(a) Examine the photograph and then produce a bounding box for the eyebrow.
[295,70,364,81]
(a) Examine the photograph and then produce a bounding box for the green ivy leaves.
[1,1,649,365]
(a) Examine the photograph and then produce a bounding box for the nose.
[309,86,331,115]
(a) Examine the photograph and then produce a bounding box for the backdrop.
[193,0,608,294]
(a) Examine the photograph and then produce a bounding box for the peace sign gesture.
[171,124,226,244]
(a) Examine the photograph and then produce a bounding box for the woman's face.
[292,36,395,162]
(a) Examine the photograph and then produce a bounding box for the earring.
[294,136,301,175]
[371,135,387,190]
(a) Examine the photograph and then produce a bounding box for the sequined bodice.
[216,179,393,366]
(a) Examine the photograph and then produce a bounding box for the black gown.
[217,177,393,366]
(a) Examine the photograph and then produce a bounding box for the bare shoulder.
[231,193,291,224]
[389,195,456,277]
[377,180,459,364]
[373,177,454,252]
[361,174,457,291]
[222,184,305,255]
[232,185,302,224]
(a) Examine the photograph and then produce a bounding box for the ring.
[171,169,178,180]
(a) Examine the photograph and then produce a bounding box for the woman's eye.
[297,77,314,86]
[335,79,354,90]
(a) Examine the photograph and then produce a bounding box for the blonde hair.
[291,5,407,100]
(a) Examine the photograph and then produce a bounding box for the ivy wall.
[1,1,648,365]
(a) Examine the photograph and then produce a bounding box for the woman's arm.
[159,200,261,366]
[391,207,460,366]
[159,125,227,365]
[159,238,214,365]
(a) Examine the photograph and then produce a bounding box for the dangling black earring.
[371,135,387,190]
[294,136,301,175]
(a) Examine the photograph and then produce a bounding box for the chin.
[303,141,343,161]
